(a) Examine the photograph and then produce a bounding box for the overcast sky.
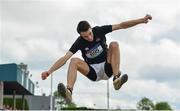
[0,0,180,109]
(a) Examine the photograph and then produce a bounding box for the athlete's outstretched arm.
[112,14,152,31]
[41,51,73,80]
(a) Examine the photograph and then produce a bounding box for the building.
[0,63,55,110]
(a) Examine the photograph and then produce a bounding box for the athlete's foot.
[113,74,128,90]
[58,83,72,103]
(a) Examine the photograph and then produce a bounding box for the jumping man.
[41,14,152,102]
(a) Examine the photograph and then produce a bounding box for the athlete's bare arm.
[41,51,73,80]
[112,14,152,31]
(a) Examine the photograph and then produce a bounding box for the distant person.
[41,14,152,102]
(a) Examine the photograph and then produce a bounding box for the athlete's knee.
[109,41,119,49]
[70,57,80,65]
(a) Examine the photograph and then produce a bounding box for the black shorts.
[86,62,113,81]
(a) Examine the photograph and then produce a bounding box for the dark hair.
[77,21,91,34]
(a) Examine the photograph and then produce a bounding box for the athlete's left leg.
[107,41,128,90]
[107,41,120,76]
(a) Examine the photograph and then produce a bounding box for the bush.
[61,107,93,110]
[154,102,172,110]
[3,97,29,110]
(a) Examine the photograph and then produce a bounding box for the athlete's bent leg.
[107,41,120,76]
[67,57,90,90]
[58,57,90,103]
[107,41,128,90]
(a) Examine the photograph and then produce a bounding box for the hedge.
[3,97,29,110]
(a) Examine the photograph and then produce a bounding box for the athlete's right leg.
[58,57,90,103]
[67,57,90,90]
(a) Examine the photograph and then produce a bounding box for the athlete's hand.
[143,14,152,23]
[41,71,50,80]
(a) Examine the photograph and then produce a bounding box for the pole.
[50,74,53,110]
[22,94,25,110]
[107,80,109,110]
[13,90,16,110]
[0,81,3,109]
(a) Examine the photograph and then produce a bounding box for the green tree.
[137,97,154,110]
[53,90,77,110]
[154,102,172,110]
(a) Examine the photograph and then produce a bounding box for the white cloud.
[107,79,180,109]
[69,77,180,109]
[119,38,180,80]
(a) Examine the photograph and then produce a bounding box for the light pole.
[0,81,3,109]
[50,74,53,110]
[93,103,96,111]
[107,79,109,110]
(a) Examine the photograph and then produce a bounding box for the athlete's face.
[80,28,94,42]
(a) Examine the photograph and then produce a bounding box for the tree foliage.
[137,97,154,110]
[53,90,77,110]
[154,102,172,110]
[137,97,173,110]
